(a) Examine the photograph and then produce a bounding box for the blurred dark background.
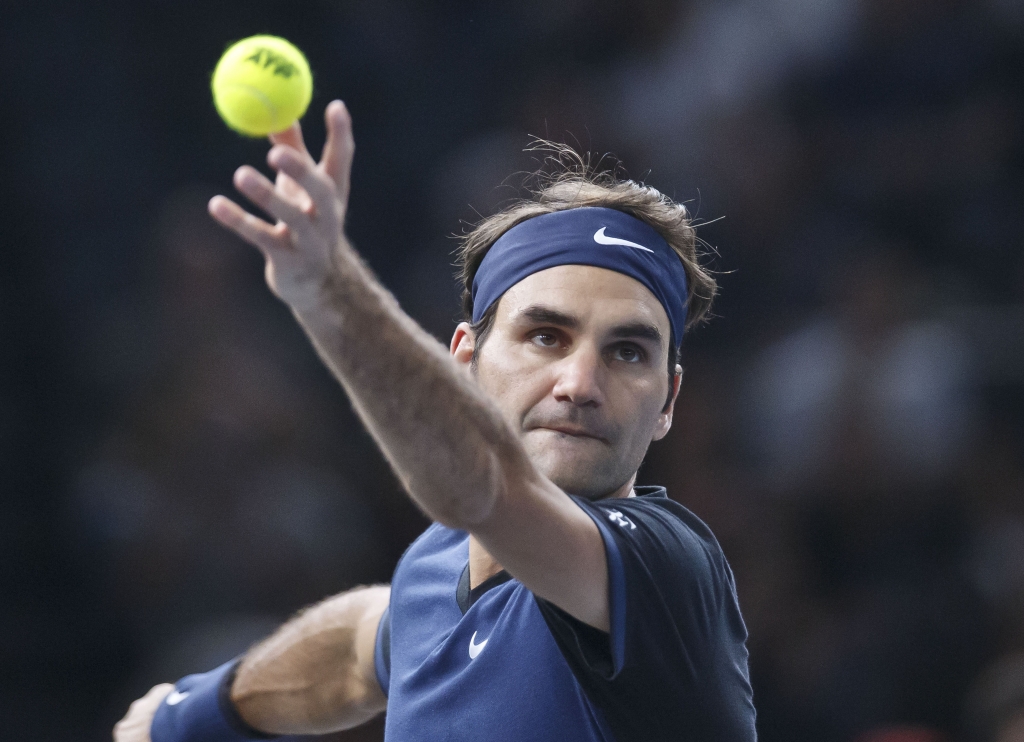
[2,1,1023,740]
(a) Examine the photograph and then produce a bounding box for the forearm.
[231,584,389,735]
[291,242,533,527]
[210,105,535,528]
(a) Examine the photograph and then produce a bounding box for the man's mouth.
[535,424,606,442]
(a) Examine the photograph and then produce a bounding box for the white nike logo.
[165,690,190,706]
[593,227,654,253]
[468,631,488,659]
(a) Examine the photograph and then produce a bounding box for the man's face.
[453,265,679,499]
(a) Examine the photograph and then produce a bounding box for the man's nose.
[551,346,604,407]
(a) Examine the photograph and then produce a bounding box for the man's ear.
[451,322,476,368]
[653,364,683,441]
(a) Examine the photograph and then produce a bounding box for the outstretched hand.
[208,100,355,310]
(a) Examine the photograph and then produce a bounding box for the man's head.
[450,161,717,499]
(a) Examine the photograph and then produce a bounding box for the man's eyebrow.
[511,305,664,345]
[511,305,582,330]
[609,322,664,345]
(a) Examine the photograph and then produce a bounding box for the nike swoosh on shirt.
[468,631,488,659]
[165,690,190,706]
[593,227,654,253]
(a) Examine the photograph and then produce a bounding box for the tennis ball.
[211,35,313,137]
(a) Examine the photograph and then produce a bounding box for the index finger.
[269,122,311,161]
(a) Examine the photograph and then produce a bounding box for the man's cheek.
[491,387,534,432]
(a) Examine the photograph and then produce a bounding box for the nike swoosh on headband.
[593,227,654,253]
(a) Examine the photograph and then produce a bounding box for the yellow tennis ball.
[211,35,313,137]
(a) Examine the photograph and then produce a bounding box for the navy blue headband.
[471,207,689,348]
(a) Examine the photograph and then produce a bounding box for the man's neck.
[467,478,636,589]
[468,536,506,589]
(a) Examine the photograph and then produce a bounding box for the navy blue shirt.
[375,487,756,741]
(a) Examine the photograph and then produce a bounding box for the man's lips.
[533,424,607,442]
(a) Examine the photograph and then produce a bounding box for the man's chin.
[521,429,633,496]
[529,451,625,500]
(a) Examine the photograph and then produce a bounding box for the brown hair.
[456,144,717,343]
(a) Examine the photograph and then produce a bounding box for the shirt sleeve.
[373,605,391,697]
[534,495,756,742]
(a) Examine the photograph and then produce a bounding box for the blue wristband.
[150,660,282,742]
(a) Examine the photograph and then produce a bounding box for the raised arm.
[113,585,389,741]
[208,102,613,630]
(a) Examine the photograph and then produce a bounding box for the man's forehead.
[497,265,671,334]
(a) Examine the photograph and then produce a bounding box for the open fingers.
[208,194,292,256]
[321,100,355,203]
[275,170,315,215]
[268,123,318,210]
[233,165,318,238]
[268,146,339,224]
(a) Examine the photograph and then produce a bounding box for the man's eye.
[613,345,644,363]
[530,333,558,347]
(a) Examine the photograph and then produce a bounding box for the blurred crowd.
[2,0,1023,740]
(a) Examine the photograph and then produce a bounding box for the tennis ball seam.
[217,82,282,132]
